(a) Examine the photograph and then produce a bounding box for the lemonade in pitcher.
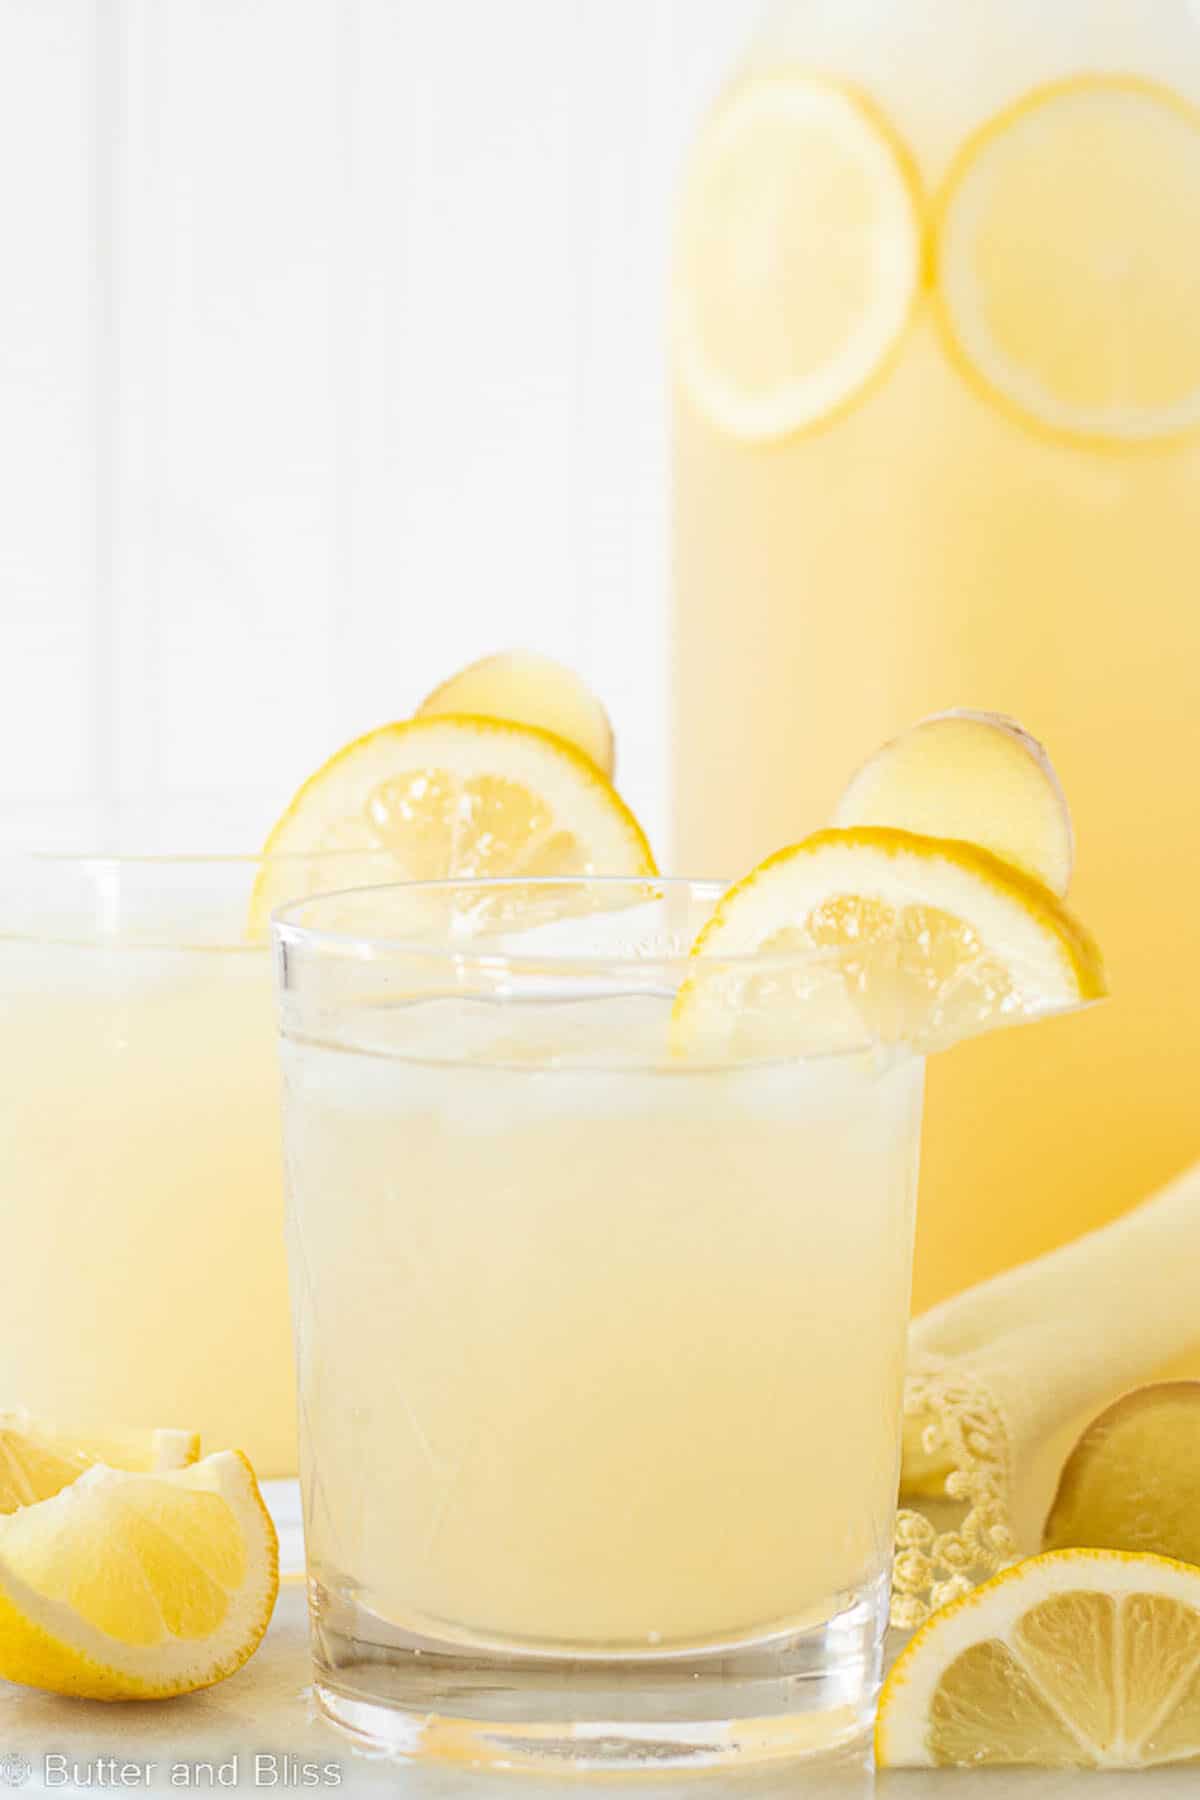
[672,0,1200,1310]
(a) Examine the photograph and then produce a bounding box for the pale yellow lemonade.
[0,939,294,1476]
[672,0,1200,1311]
[282,995,923,1650]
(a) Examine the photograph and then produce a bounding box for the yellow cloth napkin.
[892,1158,1200,1627]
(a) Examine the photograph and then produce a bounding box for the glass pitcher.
[671,0,1200,1314]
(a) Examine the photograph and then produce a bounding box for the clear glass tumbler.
[274,877,924,1771]
[0,849,373,1477]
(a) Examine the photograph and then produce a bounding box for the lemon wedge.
[0,1449,277,1699]
[834,710,1073,895]
[672,826,1104,1059]
[934,75,1200,447]
[0,1413,199,1514]
[418,651,615,776]
[1045,1383,1200,1568]
[250,715,656,933]
[877,1548,1200,1767]
[673,70,923,442]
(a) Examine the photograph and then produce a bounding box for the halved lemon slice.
[672,71,924,442]
[671,826,1104,1059]
[1044,1383,1200,1568]
[877,1548,1200,1767]
[935,75,1200,448]
[418,651,615,776]
[250,715,656,932]
[0,1450,277,1699]
[834,710,1074,895]
[0,1412,199,1514]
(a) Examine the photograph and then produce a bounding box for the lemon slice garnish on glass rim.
[0,1450,277,1700]
[249,714,656,935]
[671,826,1104,1060]
[934,74,1200,449]
[876,1547,1200,1768]
[672,70,925,443]
[0,1412,198,1515]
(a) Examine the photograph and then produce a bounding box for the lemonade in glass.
[277,878,925,1765]
[273,705,1102,1770]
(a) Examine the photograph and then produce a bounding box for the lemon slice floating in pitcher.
[672,826,1104,1059]
[935,75,1200,448]
[0,1450,277,1700]
[835,710,1074,895]
[876,1548,1200,1767]
[251,715,656,933]
[673,71,924,442]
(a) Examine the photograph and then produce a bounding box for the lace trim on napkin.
[891,1355,1019,1629]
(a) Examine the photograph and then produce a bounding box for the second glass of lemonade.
[0,847,375,1477]
[275,877,924,1771]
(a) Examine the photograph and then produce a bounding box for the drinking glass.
[0,848,378,1477]
[274,877,924,1770]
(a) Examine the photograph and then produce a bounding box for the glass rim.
[0,847,392,870]
[269,874,853,976]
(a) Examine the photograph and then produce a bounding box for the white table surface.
[1,1581,1197,1798]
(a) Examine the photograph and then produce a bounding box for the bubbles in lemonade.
[282,993,922,1651]
[672,0,1200,1309]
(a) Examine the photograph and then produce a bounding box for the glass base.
[308,1572,888,1773]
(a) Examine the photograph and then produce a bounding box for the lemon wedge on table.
[418,651,615,776]
[0,1450,277,1700]
[250,715,656,934]
[671,826,1104,1059]
[673,70,924,442]
[877,1548,1200,1767]
[1045,1382,1200,1568]
[0,1412,198,1514]
[935,74,1200,447]
[835,709,1074,896]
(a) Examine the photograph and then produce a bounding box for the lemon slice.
[672,826,1104,1059]
[250,715,656,932]
[0,1413,199,1514]
[877,1548,1200,1767]
[0,1449,277,1699]
[834,710,1074,895]
[935,75,1200,447]
[1044,1383,1200,1567]
[418,651,615,776]
[672,71,924,442]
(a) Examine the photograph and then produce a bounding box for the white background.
[0,0,760,856]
